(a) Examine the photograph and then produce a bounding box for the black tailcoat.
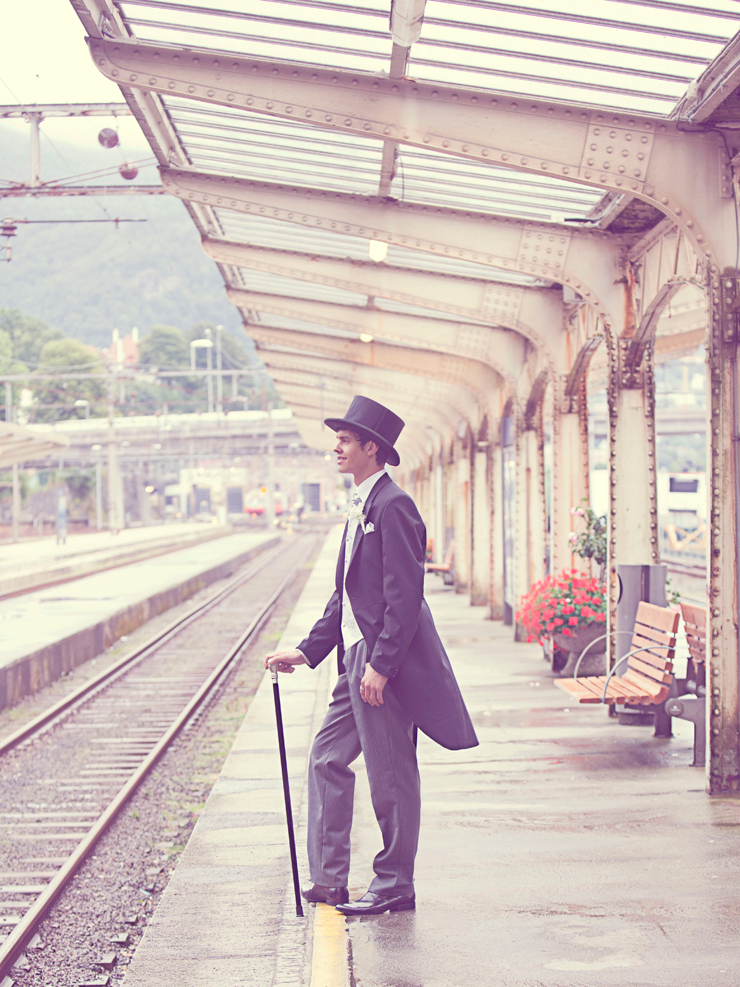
[298,473,478,751]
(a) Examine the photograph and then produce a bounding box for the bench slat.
[629,646,673,671]
[553,678,605,704]
[622,668,668,700]
[635,602,681,634]
[628,655,673,683]
[631,624,677,649]
[597,675,654,704]
[587,676,643,704]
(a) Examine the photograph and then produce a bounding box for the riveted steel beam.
[204,236,565,359]
[228,287,527,387]
[623,279,695,379]
[261,349,462,426]
[275,385,435,463]
[87,35,730,255]
[563,335,604,408]
[164,168,623,322]
[269,372,454,438]
[245,324,494,422]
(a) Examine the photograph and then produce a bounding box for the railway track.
[0,533,317,980]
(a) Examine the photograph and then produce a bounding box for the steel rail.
[0,535,315,977]
[0,536,286,756]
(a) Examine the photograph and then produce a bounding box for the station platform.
[0,521,232,598]
[0,530,279,710]
[121,526,739,987]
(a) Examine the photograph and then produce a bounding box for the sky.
[0,0,150,181]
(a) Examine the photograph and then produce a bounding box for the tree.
[33,338,105,421]
[138,325,190,368]
[0,309,63,365]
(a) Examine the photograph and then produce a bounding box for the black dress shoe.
[335,890,415,915]
[301,884,349,906]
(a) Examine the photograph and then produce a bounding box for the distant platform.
[0,530,279,710]
[0,521,232,598]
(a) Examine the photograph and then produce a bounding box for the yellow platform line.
[311,902,348,987]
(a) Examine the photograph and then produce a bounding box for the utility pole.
[216,324,223,416]
[5,383,20,543]
[92,443,103,530]
[265,400,276,530]
[29,112,41,188]
[107,367,119,533]
[205,326,214,414]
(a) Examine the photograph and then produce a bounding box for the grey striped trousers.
[307,640,421,896]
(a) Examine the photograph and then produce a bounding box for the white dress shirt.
[341,468,387,650]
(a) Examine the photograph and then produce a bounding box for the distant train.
[243,487,287,517]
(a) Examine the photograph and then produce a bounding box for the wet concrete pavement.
[345,583,739,987]
[114,528,740,987]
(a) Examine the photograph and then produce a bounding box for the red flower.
[595,612,606,622]
[568,616,578,625]
[553,618,563,626]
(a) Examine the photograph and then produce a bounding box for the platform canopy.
[0,421,70,469]
[67,0,740,453]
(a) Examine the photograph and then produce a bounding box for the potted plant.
[569,500,607,582]
[516,570,607,675]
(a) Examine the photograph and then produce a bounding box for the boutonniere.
[347,501,367,532]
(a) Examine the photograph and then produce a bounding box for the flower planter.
[552,621,607,678]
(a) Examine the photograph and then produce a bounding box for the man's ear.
[365,440,379,459]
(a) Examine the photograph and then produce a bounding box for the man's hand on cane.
[265,649,307,675]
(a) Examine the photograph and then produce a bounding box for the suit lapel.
[347,472,391,570]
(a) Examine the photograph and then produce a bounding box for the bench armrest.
[573,630,634,685]
[599,645,673,703]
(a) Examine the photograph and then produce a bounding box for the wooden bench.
[555,602,680,721]
[425,540,455,585]
[666,603,706,766]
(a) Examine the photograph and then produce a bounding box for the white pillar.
[524,427,546,590]
[609,385,655,565]
[453,443,470,593]
[470,443,491,605]
[551,409,589,572]
[490,442,504,620]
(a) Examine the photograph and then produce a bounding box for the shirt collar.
[353,468,387,506]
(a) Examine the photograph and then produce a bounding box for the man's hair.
[347,427,387,467]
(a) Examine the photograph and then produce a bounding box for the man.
[266,395,478,916]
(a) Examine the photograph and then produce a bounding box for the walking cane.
[270,665,304,918]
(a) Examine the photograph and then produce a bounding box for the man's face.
[333,429,377,478]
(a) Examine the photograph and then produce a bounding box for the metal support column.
[707,277,740,792]
[607,339,658,643]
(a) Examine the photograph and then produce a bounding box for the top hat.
[324,395,404,467]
